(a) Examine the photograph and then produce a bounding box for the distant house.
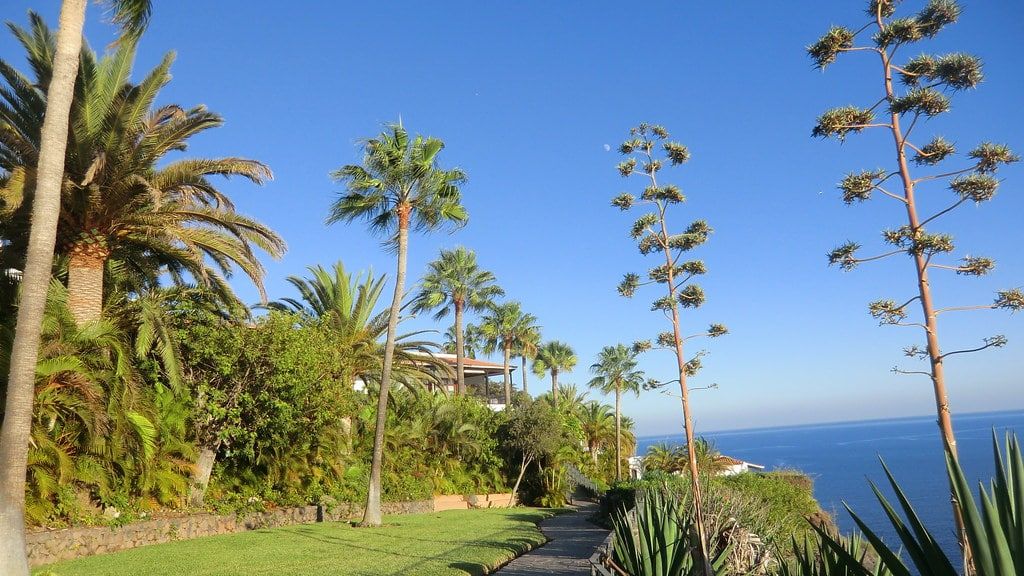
[628,453,765,479]
[713,455,765,476]
[424,353,512,406]
[352,352,513,410]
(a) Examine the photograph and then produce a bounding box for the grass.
[35,508,555,576]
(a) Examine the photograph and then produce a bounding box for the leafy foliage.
[0,14,285,307]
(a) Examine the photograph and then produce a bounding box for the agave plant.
[796,432,1024,576]
[780,533,890,576]
[611,486,730,575]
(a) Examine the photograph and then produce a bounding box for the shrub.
[715,471,825,546]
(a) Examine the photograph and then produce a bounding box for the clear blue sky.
[3,1,1022,436]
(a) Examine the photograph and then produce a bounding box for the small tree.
[612,123,729,572]
[808,0,1021,559]
[500,398,565,506]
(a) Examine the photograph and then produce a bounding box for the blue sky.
[3,1,1022,436]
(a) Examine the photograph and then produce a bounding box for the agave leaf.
[977,487,1014,573]
[1008,434,1024,575]
[809,521,875,576]
[947,449,995,575]
[845,502,912,576]
[877,461,958,575]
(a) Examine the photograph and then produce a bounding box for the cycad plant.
[412,247,504,396]
[808,0,1021,557]
[794,432,1024,576]
[328,123,467,526]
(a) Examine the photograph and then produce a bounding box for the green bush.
[715,471,825,545]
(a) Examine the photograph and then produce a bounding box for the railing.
[565,463,601,495]
[590,532,626,575]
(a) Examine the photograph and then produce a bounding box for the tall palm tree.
[532,340,576,408]
[412,247,503,396]
[588,344,646,480]
[327,123,466,527]
[1,4,150,573]
[0,21,285,324]
[512,320,541,396]
[480,301,534,406]
[579,401,615,467]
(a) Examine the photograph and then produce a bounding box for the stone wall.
[27,495,507,568]
[27,501,427,568]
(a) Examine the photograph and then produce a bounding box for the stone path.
[496,500,609,575]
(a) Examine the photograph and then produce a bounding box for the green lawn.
[36,508,555,576]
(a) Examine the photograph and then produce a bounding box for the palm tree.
[512,320,541,396]
[532,340,577,408]
[0,21,285,324]
[643,443,683,474]
[547,384,589,416]
[266,261,385,331]
[265,261,444,390]
[480,301,535,406]
[412,247,503,396]
[579,402,615,467]
[588,344,646,481]
[443,322,483,359]
[1,4,150,573]
[327,123,467,527]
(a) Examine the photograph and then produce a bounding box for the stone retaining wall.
[27,495,508,568]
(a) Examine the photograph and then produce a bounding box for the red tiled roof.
[455,357,508,369]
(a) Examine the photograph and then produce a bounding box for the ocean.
[635,409,1024,558]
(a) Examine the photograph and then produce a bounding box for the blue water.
[636,409,1024,558]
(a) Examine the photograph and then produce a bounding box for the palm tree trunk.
[361,204,410,527]
[454,299,465,396]
[551,370,559,409]
[0,2,87,573]
[502,345,511,406]
[520,355,528,395]
[67,247,107,325]
[615,383,622,482]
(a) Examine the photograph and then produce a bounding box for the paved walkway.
[496,500,609,575]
